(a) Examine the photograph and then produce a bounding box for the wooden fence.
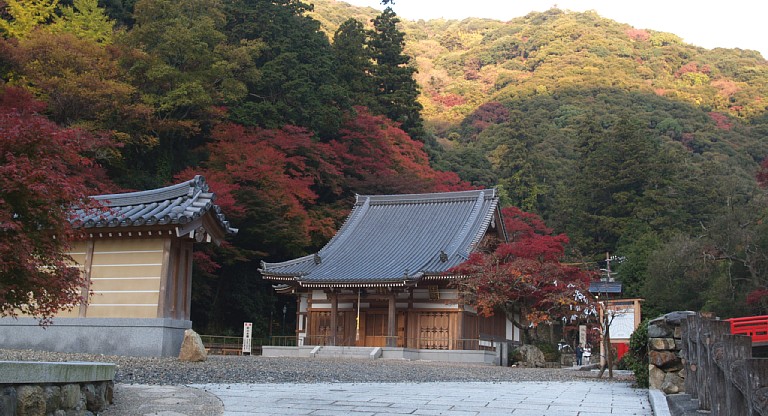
[681,313,768,415]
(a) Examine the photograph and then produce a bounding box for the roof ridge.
[92,175,207,207]
[442,190,486,258]
[316,195,371,259]
[360,189,496,204]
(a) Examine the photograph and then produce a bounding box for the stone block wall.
[0,361,115,416]
[1,381,113,415]
[647,311,694,394]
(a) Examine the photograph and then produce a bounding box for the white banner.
[242,322,253,354]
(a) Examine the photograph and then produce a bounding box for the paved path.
[192,381,653,415]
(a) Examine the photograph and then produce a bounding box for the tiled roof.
[260,189,503,286]
[73,175,237,242]
[589,281,623,294]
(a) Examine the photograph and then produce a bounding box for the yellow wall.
[69,239,166,319]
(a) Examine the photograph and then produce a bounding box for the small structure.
[260,189,516,351]
[0,176,237,356]
[589,281,643,360]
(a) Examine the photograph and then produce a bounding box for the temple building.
[260,188,517,351]
[0,176,237,356]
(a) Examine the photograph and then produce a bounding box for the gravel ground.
[0,348,635,385]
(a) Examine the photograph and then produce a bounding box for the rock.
[649,338,676,351]
[16,385,45,416]
[513,345,545,367]
[44,386,61,413]
[0,387,17,416]
[82,383,109,413]
[59,384,81,410]
[648,320,673,338]
[650,350,681,369]
[649,365,665,389]
[179,329,208,362]
[662,311,696,325]
[662,372,685,394]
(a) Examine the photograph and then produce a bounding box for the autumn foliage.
[0,86,112,321]
[452,206,596,341]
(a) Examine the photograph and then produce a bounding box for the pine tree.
[367,7,424,140]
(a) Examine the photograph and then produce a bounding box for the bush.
[623,319,650,387]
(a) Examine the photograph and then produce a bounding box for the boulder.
[650,350,681,370]
[649,338,676,351]
[16,385,45,416]
[649,365,666,389]
[513,344,546,367]
[662,372,685,394]
[179,329,208,362]
[0,387,17,416]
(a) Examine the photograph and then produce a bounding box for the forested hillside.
[3,0,768,334]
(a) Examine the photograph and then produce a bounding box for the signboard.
[609,308,635,339]
[242,322,253,355]
[579,325,587,346]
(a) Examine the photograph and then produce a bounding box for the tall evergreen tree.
[224,0,348,136]
[333,18,374,109]
[367,7,424,140]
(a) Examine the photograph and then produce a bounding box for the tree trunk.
[597,312,613,379]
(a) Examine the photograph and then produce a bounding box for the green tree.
[0,0,56,39]
[119,0,260,187]
[333,18,374,108]
[367,7,424,140]
[49,0,115,43]
[224,0,347,136]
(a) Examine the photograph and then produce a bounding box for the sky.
[342,0,768,59]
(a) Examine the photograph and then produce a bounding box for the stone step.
[310,346,382,359]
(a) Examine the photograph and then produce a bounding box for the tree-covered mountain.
[3,0,768,333]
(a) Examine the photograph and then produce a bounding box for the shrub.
[623,319,650,387]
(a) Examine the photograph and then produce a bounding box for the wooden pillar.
[387,291,396,347]
[456,304,464,350]
[722,334,750,416]
[330,290,338,346]
[78,240,95,317]
[708,320,731,416]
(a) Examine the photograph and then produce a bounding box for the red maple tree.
[0,86,113,322]
[330,107,467,194]
[452,206,597,342]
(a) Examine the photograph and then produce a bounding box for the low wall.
[0,361,115,415]
[0,318,191,357]
[262,346,497,364]
[648,311,694,394]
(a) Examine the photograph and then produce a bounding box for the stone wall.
[1,381,113,415]
[0,361,115,416]
[647,311,694,394]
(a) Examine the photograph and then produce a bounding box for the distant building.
[0,176,237,356]
[260,189,517,352]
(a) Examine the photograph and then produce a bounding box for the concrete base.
[665,393,700,416]
[263,346,497,365]
[0,318,191,357]
[0,361,115,384]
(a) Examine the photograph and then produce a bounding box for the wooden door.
[418,312,451,350]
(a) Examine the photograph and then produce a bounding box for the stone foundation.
[647,311,694,394]
[0,317,191,357]
[0,361,115,415]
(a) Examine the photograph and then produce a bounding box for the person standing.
[575,344,584,366]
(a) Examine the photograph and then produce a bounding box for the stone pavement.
[192,381,654,415]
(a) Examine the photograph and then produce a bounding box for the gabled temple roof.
[73,175,237,244]
[260,189,503,287]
